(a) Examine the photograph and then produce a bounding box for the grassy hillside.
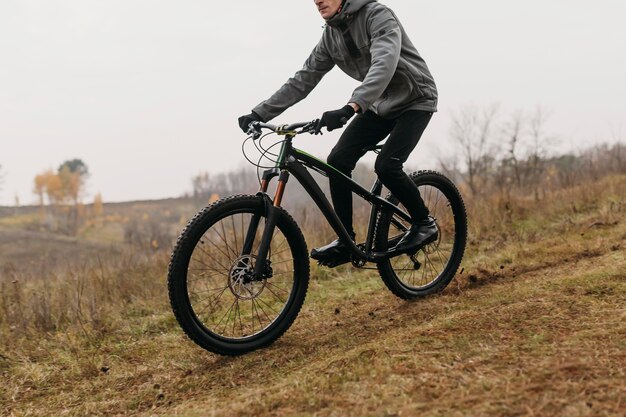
[1,175,625,416]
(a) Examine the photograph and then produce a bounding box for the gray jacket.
[252,0,437,122]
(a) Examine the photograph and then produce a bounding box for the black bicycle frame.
[249,135,411,276]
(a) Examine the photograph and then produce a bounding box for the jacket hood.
[326,0,377,27]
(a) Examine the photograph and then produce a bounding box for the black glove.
[238,111,263,133]
[315,105,356,134]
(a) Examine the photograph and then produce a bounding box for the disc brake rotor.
[228,255,266,300]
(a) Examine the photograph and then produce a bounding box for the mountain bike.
[168,120,467,355]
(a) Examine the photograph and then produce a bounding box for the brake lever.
[303,119,322,135]
[247,121,262,140]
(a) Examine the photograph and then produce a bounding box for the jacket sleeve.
[252,38,335,122]
[349,7,402,113]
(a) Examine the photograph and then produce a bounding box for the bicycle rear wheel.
[375,171,467,299]
[168,195,309,355]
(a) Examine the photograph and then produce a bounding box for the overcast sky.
[1,0,625,206]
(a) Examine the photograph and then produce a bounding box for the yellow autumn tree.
[93,192,104,217]
[45,173,64,205]
[34,171,49,220]
[32,159,90,234]
[32,169,62,229]
[0,164,5,197]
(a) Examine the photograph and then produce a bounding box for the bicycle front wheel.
[168,195,309,355]
[375,170,467,299]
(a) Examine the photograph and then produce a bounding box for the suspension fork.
[252,170,290,276]
[240,169,280,256]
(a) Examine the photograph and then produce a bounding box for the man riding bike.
[238,0,439,267]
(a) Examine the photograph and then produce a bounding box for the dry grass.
[1,175,625,416]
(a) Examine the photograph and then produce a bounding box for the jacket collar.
[325,0,377,27]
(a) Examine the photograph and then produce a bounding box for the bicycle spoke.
[187,271,224,282]
[435,247,449,269]
[266,281,290,294]
[194,286,229,310]
[200,234,233,264]
[423,251,437,282]
[264,284,286,304]
[193,243,231,274]
[253,297,274,322]
[196,286,229,316]
[269,271,295,278]
[188,260,229,278]
[187,269,226,274]
[251,298,264,327]
[397,258,413,283]
[256,295,281,316]
[217,297,238,334]
[231,215,240,256]
[269,246,292,258]
[434,247,446,273]
[191,286,230,294]
[250,299,256,334]
[271,235,289,254]
[270,258,295,266]
[231,299,240,337]
[237,298,244,336]
[215,220,236,259]
[432,189,443,217]
[419,253,428,286]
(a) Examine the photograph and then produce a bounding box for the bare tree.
[609,124,625,173]
[191,167,259,202]
[437,153,463,184]
[524,106,555,193]
[0,164,4,199]
[449,103,500,195]
[191,171,212,199]
[498,109,525,191]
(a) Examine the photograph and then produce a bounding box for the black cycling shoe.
[310,238,350,261]
[392,217,439,254]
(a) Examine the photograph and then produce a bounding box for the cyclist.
[239,0,438,265]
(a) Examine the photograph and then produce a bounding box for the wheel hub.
[228,255,266,300]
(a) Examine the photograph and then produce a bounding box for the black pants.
[327,109,432,238]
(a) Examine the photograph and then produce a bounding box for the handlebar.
[246,119,320,140]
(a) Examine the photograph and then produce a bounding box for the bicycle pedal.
[317,255,351,268]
